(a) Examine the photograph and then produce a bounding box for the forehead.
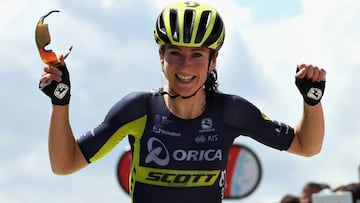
[165,45,210,52]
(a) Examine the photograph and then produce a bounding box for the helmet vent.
[169,9,180,42]
[157,13,166,35]
[155,13,171,44]
[203,15,224,49]
[183,9,195,43]
[195,11,211,43]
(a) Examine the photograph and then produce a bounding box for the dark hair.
[280,194,300,203]
[204,50,219,93]
[303,182,331,192]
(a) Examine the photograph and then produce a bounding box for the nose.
[179,55,193,68]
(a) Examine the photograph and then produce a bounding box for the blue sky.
[234,0,302,23]
[1,0,360,202]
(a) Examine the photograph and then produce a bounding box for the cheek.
[161,63,171,80]
[164,55,179,66]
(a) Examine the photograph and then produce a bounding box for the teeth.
[177,75,193,81]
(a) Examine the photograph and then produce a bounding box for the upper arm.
[224,95,295,151]
[286,105,325,157]
[77,92,149,163]
[65,142,90,174]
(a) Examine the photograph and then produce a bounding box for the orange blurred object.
[35,10,72,65]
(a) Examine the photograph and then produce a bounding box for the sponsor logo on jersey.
[201,118,213,129]
[196,118,219,143]
[195,135,206,143]
[199,118,215,133]
[173,149,222,162]
[145,137,170,166]
[145,137,223,167]
[195,134,219,143]
[152,126,181,137]
[152,114,180,137]
[154,114,174,125]
[136,167,220,187]
[273,121,291,136]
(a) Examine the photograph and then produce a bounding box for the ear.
[159,47,164,66]
[209,51,219,71]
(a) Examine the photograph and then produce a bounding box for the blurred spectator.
[333,182,360,203]
[301,182,331,203]
[281,194,300,203]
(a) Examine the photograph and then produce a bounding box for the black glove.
[295,69,325,106]
[39,64,71,105]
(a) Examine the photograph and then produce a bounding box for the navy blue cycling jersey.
[78,90,294,203]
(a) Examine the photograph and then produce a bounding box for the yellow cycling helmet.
[154,1,225,51]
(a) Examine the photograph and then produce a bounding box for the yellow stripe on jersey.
[261,112,272,121]
[89,115,147,163]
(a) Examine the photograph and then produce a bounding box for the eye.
[169,50,181,56]
[192,52,203,58]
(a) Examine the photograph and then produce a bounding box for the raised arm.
[48,105,88,175]
[287,64,326,156]
[40,56,88,175]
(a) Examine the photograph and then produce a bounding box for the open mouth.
[176,74,196,82]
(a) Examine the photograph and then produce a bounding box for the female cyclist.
[39,2,326,203]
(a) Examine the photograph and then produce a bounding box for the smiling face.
[160,45,217,98]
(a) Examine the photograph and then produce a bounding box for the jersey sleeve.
[77,92,149,163]
[224,95,295,151]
